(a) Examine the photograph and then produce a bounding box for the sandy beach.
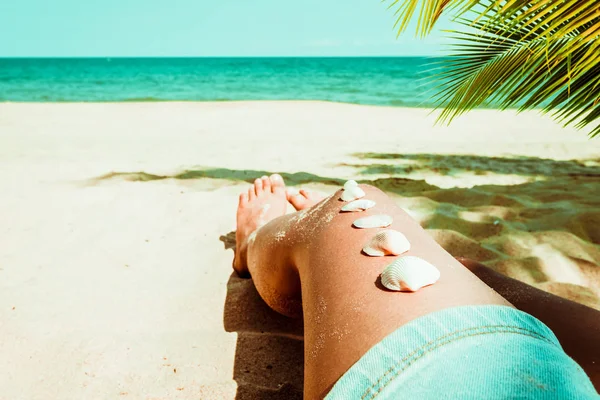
[1,101,599,399]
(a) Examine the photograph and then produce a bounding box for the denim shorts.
[326,305,598,399]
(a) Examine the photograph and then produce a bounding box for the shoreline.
[0,99,542,111]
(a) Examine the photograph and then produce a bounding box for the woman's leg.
[234,176,510,399]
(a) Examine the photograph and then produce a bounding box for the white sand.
[1,101,598,399]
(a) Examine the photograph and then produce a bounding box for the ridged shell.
[341,199,376,212]
[380,256,440,292]
[343,180,358,190]
[340,185,366,202]
[363,230,410,256]
[353,214,393,229]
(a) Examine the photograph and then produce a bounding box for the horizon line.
[0,55,443,59]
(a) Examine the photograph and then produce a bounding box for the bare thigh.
[293,185,510,399]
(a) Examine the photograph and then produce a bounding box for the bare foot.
[234,174,288,277]
[287,189,324,211]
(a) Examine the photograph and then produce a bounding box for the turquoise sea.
[0,57,446,106]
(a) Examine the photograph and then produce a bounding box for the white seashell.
[343,180,358,190]
[380,256,440,292]
[353,214,393,229]
[341,199,376,212]
[340,185,366,202]
[363,230,410,256]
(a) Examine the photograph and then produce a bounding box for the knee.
[327,183,394,214]
[359,183,385,196]
[333,183,384,198]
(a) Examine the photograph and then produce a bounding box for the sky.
[0,0,455,57]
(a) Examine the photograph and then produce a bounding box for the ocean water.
[0,57,447,106]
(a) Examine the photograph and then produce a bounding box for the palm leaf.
[386,0,600,137]
[386,0,477,37]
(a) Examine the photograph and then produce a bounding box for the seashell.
[343,180,358,190]
[341,199,376,212]
[340,185,366,202]
[363,230,410,256]
[380,256,440,292]
[353,214,393,229]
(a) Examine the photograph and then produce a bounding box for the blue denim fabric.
[326,305,598,399]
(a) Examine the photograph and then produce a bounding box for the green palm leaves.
[388,0,600,137]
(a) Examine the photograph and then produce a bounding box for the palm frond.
[387,0,600,137]
[386,0,477,37]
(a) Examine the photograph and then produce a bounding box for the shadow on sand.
[347,153,600,178]
[220,232,304,400]
[92,169,343,186]
[90,167,437,195]
[95,153,600,394]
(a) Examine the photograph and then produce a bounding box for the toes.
[270,174,285,193]
[299,189,324,203]
[288,194,306,211]
[254,178,264,196]
[248,187,255,200]
[261,175,271,192]
[286,187,298,202]
[239,192,248,206]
